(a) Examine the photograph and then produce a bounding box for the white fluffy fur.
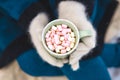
[29,13,65,67]
[58,1,96,70]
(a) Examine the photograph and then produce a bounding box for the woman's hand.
[29,13,67,67]
[58,1,96,70]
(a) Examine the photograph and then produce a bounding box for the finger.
[29,13,48,29]
[71,61,79,71]
[28,13,65,67]
[29,13,49,39]
[56,59,64,67]
[69,43,90,65]
[58,1,87,25]
[61,58,69,64]
[69,52,81,65]
[38,42,64,67]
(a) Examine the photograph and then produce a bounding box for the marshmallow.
[50,33,54,38]
[54,34,60,39]
[66,47,71,51]
[71,38,75,43]
[70,42,75,48]
[46,38,51,42]
[45,24,76,54]
[62,29,67,35]
[48,45,55,51]
[45,33,50,38]
[68,36,72,41]
[66,41,70,44]
[61,46,65,49]
[57,25,62,31]
[51,38,55,44]
[62,24,67,28]
[54,34,60,44]
[55,39,60,44]
[60,36,64,41]
[47,42,52,45]
[48,31,51,34]
[64,34,69,41]
[54,44,57,48]
[57,45,63,50]
[56,32,61,35]
[63,43,70,47]
[66,29,71,33]
[55,48,60,53]
[61,49,67,54]
[52,26,57,31]
[70,32,75,37]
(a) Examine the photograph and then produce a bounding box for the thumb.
[71,62,79,71]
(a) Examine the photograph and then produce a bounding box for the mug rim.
[42,19,80,58]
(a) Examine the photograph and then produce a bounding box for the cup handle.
[79,30,92,39]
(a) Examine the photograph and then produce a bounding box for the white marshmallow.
[62,24,67,28]
[57,25,62,31]
[48,45,54,51]
[55,48,60,53]
[68,36,72,41]
[45,33,50,38]
[57,45,63,50]
[66,47,71,51]
[61,49,66,54]
[71,38,75,43]
[70,32,75,37]
[60,36,64,41]
[52,26,57,31]
[70,42,75,48]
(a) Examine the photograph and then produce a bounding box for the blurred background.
[0,0,120,80]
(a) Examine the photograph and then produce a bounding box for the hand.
[58,1,96,70]
[29,13,67,67]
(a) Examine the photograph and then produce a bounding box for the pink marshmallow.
[45,24,76,54]
[56,32,61,35]
[50,33,54,38]
[54,34,59,38]
[62,41,66,46]
[64,43,70,47]
[62,24,67,28]
[55,38,60,44]
[53,44,57,48]
[57,25,62,31]
[62,29,67,35]
[62,41,70,47]
[51,38,55,44]
[45,33,50,38]
[64,34,70,41]
[46,41,52,45]
[66,41,71,44]
[46,38,51,42]
[61,49,66,54]
[48,44,55,51]
[61,46,65,49]
[66,29,72,33]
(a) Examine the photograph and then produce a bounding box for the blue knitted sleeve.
[101,43,120,67]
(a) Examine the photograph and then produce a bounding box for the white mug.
[42,19,92,58]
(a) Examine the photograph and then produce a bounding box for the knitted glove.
[28,13,67,67]
[58,1,96,70]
